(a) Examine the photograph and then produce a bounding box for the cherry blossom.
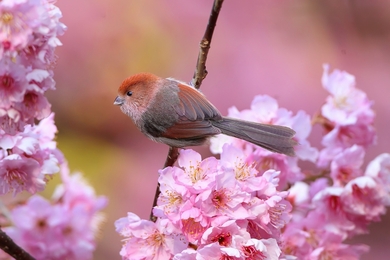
[116,213,188,260]
[4,170,107,260]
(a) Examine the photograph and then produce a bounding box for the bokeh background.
[43,0,390,259]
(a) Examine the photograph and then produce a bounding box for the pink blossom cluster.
[117,65,390,259]
[117,145,291,259]
[3,168,108,260]
[0,0,107,260]
[210,91,318,190]
[278,65,388,259]
[0,2,109,259]
[317,64,376,167]
[0,113,62,195]
[0,0,66,195]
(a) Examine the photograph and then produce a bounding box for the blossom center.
[212,189,230,209]
[181,218,206,241]
[338,167,353,184]
[247,220,262,239]
[307,229,319,247]
[211,232,231,247]
[257,157,277,172]
[328,195,341,211]
[147,230,165,248]
[5,168,27,186]
[1,75,14,89]
[333,96,348,110]
[269,203,286,229]
[168,190,182,205]
[220,254,237,260]
[351,184,367,200]
[36,218,47,230]
[162,190,182,214]
[234,158,254,181]
[24,92,38,107]
[1,12,13,24]
[63,226,73,236]
[242,245,266,260]
[187,163,206,184]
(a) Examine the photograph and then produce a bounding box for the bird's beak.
[114,96,124,106]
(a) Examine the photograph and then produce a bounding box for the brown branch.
[191,0,224,89]
[150,147,180,222]
[0,228,35,260]
[150,0,224,222]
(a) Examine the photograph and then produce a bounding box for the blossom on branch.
[119,145,291,259]
[116,213,188,260]
[317,64,376,167]
[4,169,107,260]
[210,95,318,190]
[117,65,390,259]
[0,113,61,195]
[0,1,109,259]
[0,0,66,195]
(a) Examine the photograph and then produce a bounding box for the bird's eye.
[126,91,133,96]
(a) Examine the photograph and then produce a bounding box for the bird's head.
[114,73,161,121]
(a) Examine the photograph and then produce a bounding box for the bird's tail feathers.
[212,117,297,156]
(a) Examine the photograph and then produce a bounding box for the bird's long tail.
[211,117,297,156]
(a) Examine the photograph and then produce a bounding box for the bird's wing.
[161,83,222,139]
[161,119,221,139]
[174,83,222,121]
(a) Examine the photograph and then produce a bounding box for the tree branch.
[191,0,224,89]
[0,228,35,260]
[150,0,224,222]
[150,147,180,222]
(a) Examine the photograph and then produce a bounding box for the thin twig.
[191,0,224,89]
[150,0,224,221]
[150,147,179,222]
[0,228,35,260]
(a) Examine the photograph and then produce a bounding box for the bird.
[114,73,297,156]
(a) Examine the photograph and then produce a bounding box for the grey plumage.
[115,73,298,156]
[211,117,297,156]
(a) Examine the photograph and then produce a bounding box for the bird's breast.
[140,104,179,138]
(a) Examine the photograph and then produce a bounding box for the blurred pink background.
[44,0,390,259]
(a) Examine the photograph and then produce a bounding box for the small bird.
[114,73,297,156]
